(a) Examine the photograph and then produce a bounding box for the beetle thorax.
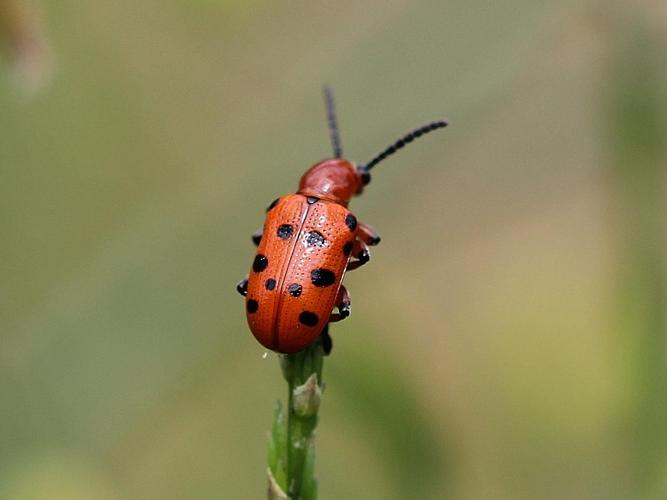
[297,159,363,205]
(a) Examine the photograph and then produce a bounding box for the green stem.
[268,338,324,500]
[605,10,667,495]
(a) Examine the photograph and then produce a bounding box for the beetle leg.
[251,229,262,246]
[329,285,351,322]
[319,323,333,355]
[236,276,248,296]
[357,222,381,246]
[347,240,370,271]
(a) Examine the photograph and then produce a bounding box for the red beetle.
[237,87,447,353]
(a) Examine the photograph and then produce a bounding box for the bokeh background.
[2,1,666,498]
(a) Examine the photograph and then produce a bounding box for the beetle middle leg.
[357,222,381,246]
[329,285,351,322]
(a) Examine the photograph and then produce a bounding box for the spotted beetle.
[237,87,447,354]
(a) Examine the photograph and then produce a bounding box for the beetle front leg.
[251,229,262,246]
[329,285,351,322]
[358,222,381,246]
[347,240,370,271]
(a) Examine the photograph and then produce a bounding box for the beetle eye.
[357,166,371,186]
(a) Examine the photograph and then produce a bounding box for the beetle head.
[311,86,446,204]
[297,159,365,205]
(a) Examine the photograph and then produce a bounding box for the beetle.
[237,87,447,354]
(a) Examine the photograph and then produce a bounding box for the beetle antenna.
[323,85,343,159]
[360,120,448,172]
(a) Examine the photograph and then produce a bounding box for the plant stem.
[605,9,667,495]
[268,337,325,500]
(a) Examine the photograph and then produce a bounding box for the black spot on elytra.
[265,278,276,290]
[299,311,319,326]
[266,198,280,212]
[306,230,326,247]
[246,299,259,313]
[306,196,319,204]
[343,241,354,256]
[345,214,358,231]
[253,254,268,272]
[287,283,302,297]
[277,224,293,240]
[311,268,336,287]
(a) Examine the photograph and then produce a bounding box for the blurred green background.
[1,1,666,498]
